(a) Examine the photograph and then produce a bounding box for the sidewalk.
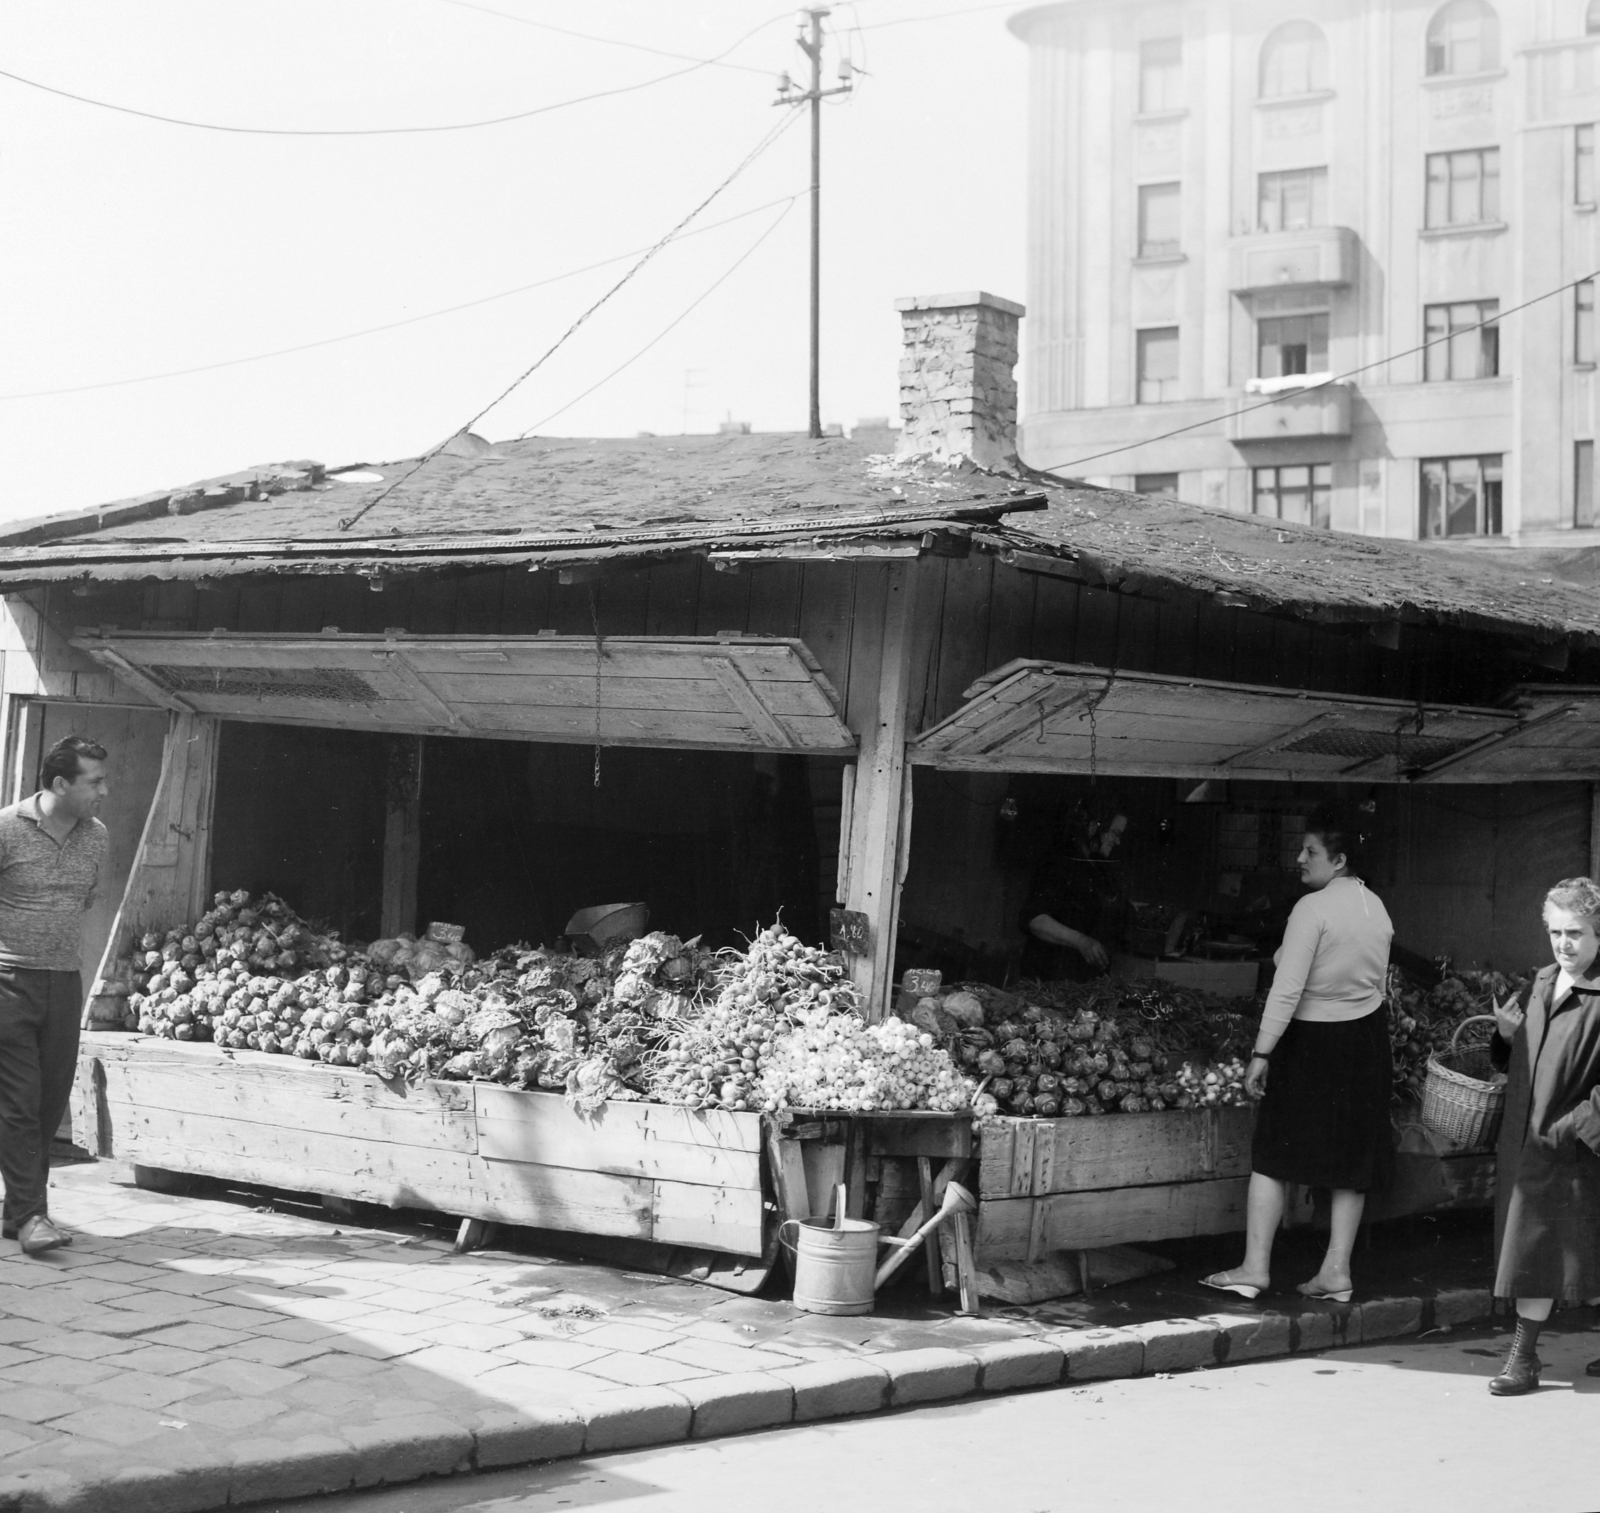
[0,1162,1499,1513]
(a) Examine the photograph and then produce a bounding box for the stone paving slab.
[0,1163,1500,1512]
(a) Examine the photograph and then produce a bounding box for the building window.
[1253,465,1332,530]
[1258,313,1330,378]
[1138,182,1181,257]
[1136,327,1180,403]
[1134,473,1179,497]
[1139,37,1183,113]
[1425,1,1500,77]
[1260,20,1329,98]
[1421,455,1503,537]
[1423,301,1499,380]
[1258,168,1329,233]
[1578,442,1596,528]
[1588,0,1600,34]
[1580,125,1596,206]
[1425,148,1500,227]
[1580,280,1597,366]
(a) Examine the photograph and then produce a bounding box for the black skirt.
[1251,1008,1394,1193]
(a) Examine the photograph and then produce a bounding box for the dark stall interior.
[417,737,834,953]
[896,768,1591,986]
[209,721,842,956]
[209,722,388,943]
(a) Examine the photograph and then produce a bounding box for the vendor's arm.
[1027,912,1108,972]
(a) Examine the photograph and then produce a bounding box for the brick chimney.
[894,291,1024,471]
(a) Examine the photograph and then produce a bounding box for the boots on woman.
[1489,1318,1543,1396]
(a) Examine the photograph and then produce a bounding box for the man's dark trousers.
[0,968,81,1228]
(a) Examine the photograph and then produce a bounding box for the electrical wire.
[523,198,797,434]
[436,0,775,76]
[336,108,801,533]
[1032,272,1600,476]
[0,9,794,137]
[0,193,802,402]
[854,1,1022,31]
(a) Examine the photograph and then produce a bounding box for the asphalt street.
[260,1319,1600,1513]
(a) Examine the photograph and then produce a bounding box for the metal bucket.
[779,1215,881,1316]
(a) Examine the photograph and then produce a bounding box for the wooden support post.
[1590,783,1600,881]
[950,1209,979,1314]
[918,1156,942,1296]
[381,736,424,940]
[766,1127,810,1281]
[843,562,921,1020]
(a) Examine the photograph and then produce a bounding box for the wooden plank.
[800,1141,846,1221]
[976,1177,1251,1262]
[475,1084,761,1153]
[102,1058,477,1152]
[108,1105,493,1212]
[978,1110,1254,1199]
[866,1117,973,1159]
[85,634,829,685]
[795,563,856,709]
[843,561,922,1018]
[419,672,838,717]
[651,1177,764,1256]
[371,651,462,728]
[381,735,423,939]
[474,1099,761,1188]
[86,649,194,714]
[703,657,790,748]
[917,1156,942,1295]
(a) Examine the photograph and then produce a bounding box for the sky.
[0,1,1028,523]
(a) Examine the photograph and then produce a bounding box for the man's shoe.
[16,1216,68,1256]
[2,1218,69,1245]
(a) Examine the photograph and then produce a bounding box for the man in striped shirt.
[0,737,109,1255]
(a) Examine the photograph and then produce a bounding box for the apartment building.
[1008,0,1600,545]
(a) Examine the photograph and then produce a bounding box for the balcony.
[1228,226,1358,294]
[1227,381,1353,443]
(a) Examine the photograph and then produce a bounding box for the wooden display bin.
[75,1032,767,1259]
[975,1108,1258,1264]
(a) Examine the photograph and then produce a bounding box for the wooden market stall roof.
[69,631,856,754]
[3,433,1598,657]
[912,660,1600,782]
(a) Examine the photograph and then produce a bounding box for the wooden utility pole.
[776,8,853,440]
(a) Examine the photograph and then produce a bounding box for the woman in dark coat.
[1486,875,1600,1395]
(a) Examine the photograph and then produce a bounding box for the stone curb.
[0,1287,1495,1512]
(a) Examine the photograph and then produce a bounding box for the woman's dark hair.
[1305,802,1363,874]
[41,736,106,790]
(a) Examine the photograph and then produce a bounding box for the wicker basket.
[1419,1014,1507,1154]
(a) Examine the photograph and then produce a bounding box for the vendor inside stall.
[1018,802,1129,981]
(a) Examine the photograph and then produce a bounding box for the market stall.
[12,291,1600,1309]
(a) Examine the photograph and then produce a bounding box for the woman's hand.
[1245,1055,1269,1098]
[1493,994,1525,1043]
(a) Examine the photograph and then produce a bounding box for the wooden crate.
[81,1032,766,1258]
[975,1108,1257,1265]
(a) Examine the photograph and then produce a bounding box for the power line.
[854,2,1021,31]
[337,109,801,533]
[436,0,775,76]
[525,199,798,434]
[0,193,802,402]
[0,10,794,137]
[1032,273,1599,476]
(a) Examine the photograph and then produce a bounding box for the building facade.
[1009,0,1600,545]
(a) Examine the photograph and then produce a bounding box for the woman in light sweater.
[1201,804,1394,1302]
